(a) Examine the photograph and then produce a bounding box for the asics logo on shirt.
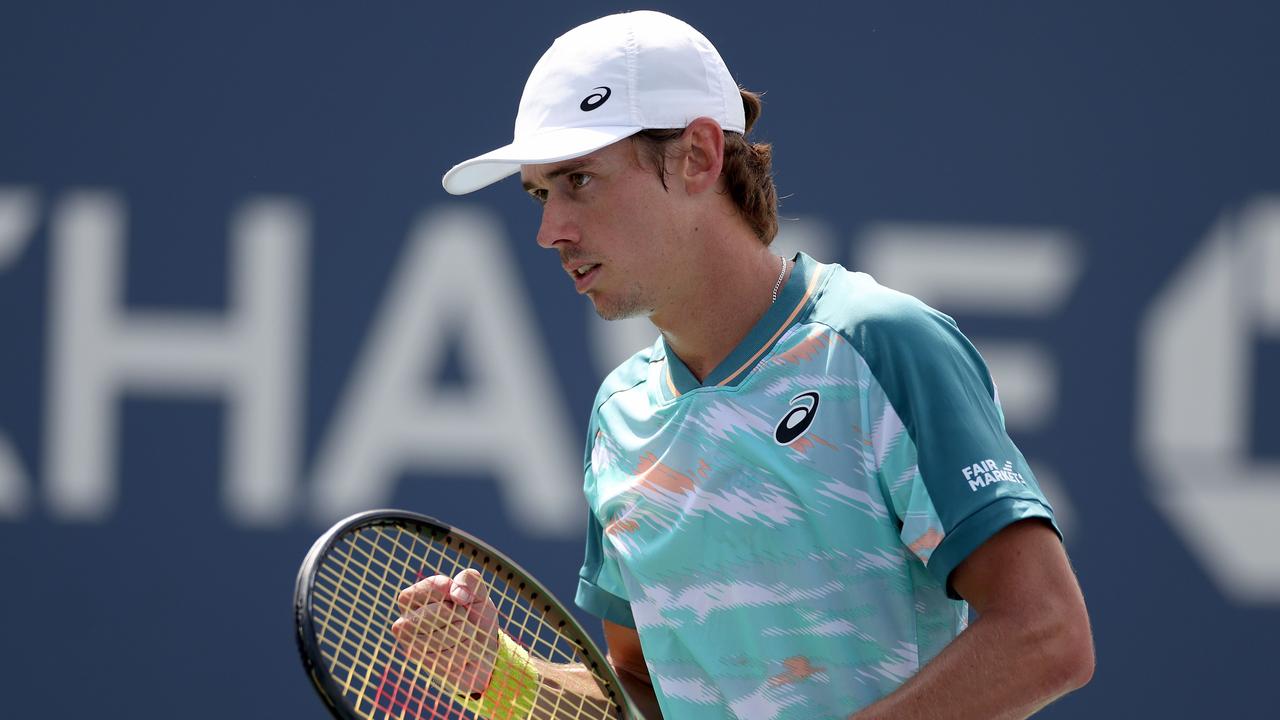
[774,391,820,445]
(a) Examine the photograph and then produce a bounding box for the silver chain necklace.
[770,255,788,304]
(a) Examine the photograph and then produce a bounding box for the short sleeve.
[574,418,636,628]
[575,507,636,628]
[853,294,1059,599]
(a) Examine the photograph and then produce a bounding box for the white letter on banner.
[45,193,307,525]
[0,187,39,518]
[311,206,581,537]
[1139,197,1280,603]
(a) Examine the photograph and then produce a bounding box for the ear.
[679,117,725,195]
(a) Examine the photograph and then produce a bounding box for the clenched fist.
[392,568,501,695]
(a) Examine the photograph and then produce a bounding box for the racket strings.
[314,531,429,716]
[318,530,404,707]
[368,527,609,720]
[315,532,513,718]
[341,527,572,718]
[314,532,524,719]
[391,528,607,720]
[308,523,622,720]
[397,529,619,720]
[316,529,585,668]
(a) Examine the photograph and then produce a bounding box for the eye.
[568,172,592,190]
[527,188,548,205]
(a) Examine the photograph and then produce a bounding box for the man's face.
[521,138,687,321]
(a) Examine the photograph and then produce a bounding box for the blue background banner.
[1,1,1277,716]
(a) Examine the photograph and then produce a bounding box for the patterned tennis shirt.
[575,253,1059,719]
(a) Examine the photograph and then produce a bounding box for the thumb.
[450,568,487,605]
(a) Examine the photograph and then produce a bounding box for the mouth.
[569,263,601,293]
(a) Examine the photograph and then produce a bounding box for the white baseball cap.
[441,11,745,195]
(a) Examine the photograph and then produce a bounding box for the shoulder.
[812,267,965,355]
[803,262,996,402]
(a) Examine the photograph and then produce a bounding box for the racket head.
[294,509,633,720]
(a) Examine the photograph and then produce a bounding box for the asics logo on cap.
[580,86,612,111]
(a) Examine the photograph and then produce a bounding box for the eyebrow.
[521,158,593,192]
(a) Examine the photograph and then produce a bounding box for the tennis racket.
[294,509,637,720]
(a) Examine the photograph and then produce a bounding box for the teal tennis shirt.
[575,253,1058,719]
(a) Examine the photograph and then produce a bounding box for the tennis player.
[398,10,1094,719]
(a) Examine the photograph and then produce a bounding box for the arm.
[849,519,1094,720]
[498,618,660,720]
[603,620,664,719]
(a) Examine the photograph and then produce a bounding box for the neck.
[651,241,791,382]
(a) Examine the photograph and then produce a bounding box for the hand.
[391,568,501,695]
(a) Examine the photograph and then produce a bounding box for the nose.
[535,197,578,250]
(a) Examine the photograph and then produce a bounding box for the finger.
[400,600,465,633]
[450,568,487,605]
[399,638,472,676]
[391,603,457,633]
[398,575,452,610]
[397,604,492,655]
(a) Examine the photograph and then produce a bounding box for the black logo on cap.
[774,391,820,445]
[580,86,611,111]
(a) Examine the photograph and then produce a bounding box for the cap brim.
[441,125,643,195]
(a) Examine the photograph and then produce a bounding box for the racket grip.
[461,632,541,720]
